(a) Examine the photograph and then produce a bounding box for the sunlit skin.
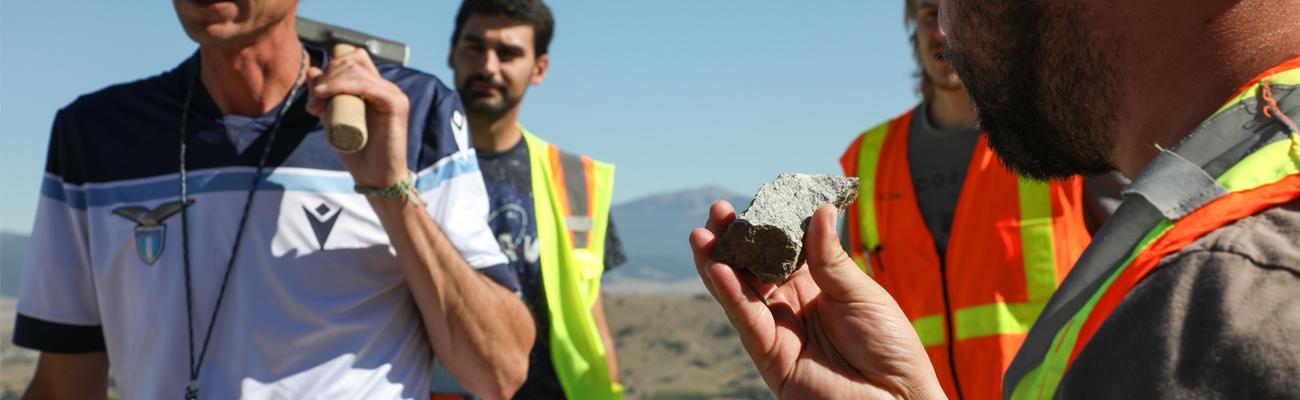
[173,0,303,117]
[915,1,961,92]
[696,0,1300,398]
[914,0,977,128]
[690,203,946,400]
[938,0,1300,178]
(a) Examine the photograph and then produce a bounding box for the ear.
[531,53,550,85]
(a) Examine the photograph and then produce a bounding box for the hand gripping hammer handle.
[326,43,368,153]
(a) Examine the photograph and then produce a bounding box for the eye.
[497,47,525,61]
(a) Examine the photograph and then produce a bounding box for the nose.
[477,49,500,78]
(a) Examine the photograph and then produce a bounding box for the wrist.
[353,168,409,189]
[355,171,422,207]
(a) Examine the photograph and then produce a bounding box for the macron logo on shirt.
[303,202,343,250]
[451,110,469,151]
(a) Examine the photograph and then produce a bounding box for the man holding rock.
[835,0,1107,398]
[429,0,627,399]
[693,0,1300,398]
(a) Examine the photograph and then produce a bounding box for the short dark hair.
[451,0,555,56]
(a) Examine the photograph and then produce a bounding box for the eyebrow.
[462,33,486,43]
[460,33,527,53]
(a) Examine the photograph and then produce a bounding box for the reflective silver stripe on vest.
[1003,84,1300,399]
[1123,149,1228,220]
[557,150,592,249]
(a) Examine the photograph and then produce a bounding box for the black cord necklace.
[178,48,307,400]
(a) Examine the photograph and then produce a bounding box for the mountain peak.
[617,185,746,209]
[609,186,753,285]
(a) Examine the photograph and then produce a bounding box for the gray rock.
[711,173,859,284]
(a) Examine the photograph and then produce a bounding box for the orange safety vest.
[839,108,1092,400]
[1005,56,1300,400]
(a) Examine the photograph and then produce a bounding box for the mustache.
[461,75,507,93]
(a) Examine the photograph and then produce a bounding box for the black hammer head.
[297,16,409,66]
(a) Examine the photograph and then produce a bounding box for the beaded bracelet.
[354,171,423,206]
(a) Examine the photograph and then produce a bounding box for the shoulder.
[378,63,456,109]
[1173,196,1300,271]
[840,106,919,168]
[47,61,189,185]
[59,63,186,126]
[858,106,920,145]
[527,130,612,168]
[874,105,921,134]
[1062,198,1300,398]
[385,65,471,169]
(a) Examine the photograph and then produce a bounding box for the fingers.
[304,67,326,116]
[690,228,725,303]
[691,201,736,298]
[804,205,875,303]
[704,200,736,236]
[689,199,783,375]
[331,47,381,75]
[305,49,409,118]
[696,242,778,369]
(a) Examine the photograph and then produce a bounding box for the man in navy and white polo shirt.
[13,1,534,399]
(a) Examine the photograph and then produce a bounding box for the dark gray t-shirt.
[1058,197,1300,398]
[906,103,982,255]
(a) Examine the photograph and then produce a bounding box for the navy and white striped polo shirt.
[13,48,515,399]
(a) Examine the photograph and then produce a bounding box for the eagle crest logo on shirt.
[112,200,193,265]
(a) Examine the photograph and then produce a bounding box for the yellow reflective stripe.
[1013,220,1173,400]
[1017,179,1058,302]
[1212,67,1300,117]
[953,301,1046,341]
[856,122,890,250]
[1217,139,1300,191]
[912,314,946,347]
[1009,317,1082,400]
[912,300,1048,347]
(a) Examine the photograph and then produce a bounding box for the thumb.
[804,204,874,302]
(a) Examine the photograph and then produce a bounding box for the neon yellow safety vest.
[522,127,623,399]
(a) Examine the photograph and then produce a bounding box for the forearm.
[24,352,109,400]
[592,291,620,383]
[369,197,534,399]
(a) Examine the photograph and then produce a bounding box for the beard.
[457,75,520,118]
[944,1,1121,180]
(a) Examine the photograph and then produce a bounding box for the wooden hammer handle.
[327,43,368,153]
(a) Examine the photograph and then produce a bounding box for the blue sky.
[0,1,917,234]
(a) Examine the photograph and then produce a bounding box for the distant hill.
[1,232,27,298]
[607,186,750,284]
